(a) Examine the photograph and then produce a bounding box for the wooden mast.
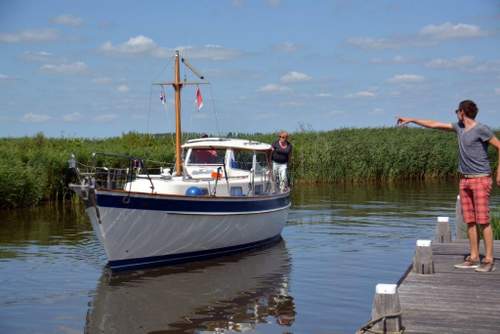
[153,50,207,177]
[174,50,183,176]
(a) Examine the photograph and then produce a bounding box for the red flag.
[196,87,203,111]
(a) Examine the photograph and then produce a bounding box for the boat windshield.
[231,150,269,171]
[188,148,225,164]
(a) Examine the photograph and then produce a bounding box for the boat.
[85,241,295,333]
[69,50,291,271]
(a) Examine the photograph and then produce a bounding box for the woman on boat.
[271,131,292,192]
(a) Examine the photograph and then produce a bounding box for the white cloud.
[40,62,88,75]
[387,74,425,84]
[257,83,291,93]
[347,37,399,49]
[92,77,113,85]
[316,92,332,97]
[50,14,83,27]
[232,0,245,7]
[273,42,300,53]
[116,84,129,93]
[326,110,346,116]
[370,55,415,64]
[0,73,16,80]
[0,29,59,43]
[370,108,385,115]
[267,0,281,7]
[346,91,376,98]
[348,22,486,50]
[278,101,304,108]
[280,71,312,83]
[495,88,500,96]
[101,35,167,58]
[177,45,242,61]
[419,22,486,40]
[22,113,51,123]
[101,39,243,61]
[93,114,117,122]
[63,112,82,122]
[22,51,54,62]
[425,56,475,69]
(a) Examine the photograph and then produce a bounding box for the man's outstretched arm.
[396,117,454,131]
[488,136,500,186]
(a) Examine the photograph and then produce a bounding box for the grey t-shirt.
[452,122,494,175]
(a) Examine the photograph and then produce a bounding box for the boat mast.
[174,51,183,176]
[153,50,207,177]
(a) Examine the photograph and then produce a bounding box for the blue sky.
[1,0,499,137]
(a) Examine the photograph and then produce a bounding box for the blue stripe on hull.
[96,192,290,213]
[108,234,283,271]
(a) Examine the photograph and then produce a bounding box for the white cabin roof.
[182,137,271,151]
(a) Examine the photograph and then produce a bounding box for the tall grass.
[491,208,500,240]
[0,128,498,208]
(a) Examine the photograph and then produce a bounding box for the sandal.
[475,261,496,273]
[454,256,480,269]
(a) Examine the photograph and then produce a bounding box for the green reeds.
[0,128,498,208]
[491,208,500,240]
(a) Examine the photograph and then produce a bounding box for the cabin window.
[188,148,225,164]
[231,150,254,171]
[255,152,269,171]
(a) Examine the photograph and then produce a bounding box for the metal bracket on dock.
[356,312,405,334]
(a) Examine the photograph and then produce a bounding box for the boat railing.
[68,152,174,191]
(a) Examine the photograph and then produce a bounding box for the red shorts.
[459,176,492,225]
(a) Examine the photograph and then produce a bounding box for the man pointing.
[397,100,500,272]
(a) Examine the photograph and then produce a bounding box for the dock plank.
[396,241,500,334]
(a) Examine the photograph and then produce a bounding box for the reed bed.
[491,208,500,240]
[0,128,498,208]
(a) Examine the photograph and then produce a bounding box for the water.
[1,183,498,334]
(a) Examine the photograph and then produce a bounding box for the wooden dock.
[396,240,500,334]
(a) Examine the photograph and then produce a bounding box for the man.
[271,131,292,192]
[397,100,500,272]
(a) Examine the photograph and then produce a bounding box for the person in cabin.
[271,131,293,192]
[397,100,500,273]
[190,134,218,164]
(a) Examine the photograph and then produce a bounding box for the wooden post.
[371,284,403,333]
[413,240,434,274]
[435,216,452,243]
[455,195,467,240]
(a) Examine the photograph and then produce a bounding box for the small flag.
[196,87,203,111]
[160,91,166,105]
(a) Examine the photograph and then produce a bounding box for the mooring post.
[435,216,452,243]
[455,195,467,240]
[370,283,402,333]
[413,239,434,274]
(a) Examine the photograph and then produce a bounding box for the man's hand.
[396,117,413,127]
[489,136,500,187]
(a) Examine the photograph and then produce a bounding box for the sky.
[1,0,499,138]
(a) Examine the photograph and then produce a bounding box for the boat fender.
[185,186,208,196]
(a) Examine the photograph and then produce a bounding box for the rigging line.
[208,83,221,136]
[146,83,153,134]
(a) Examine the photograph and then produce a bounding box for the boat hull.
[85,190,290,271]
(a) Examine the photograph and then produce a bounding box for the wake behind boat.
[69,51,291,271]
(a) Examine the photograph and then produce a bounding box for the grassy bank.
[0,127,498,209]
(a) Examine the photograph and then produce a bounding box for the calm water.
[1,183,498,334]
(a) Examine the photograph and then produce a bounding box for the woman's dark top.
[271,140,292,164]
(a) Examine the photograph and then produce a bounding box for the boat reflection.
[85,240,295,333]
